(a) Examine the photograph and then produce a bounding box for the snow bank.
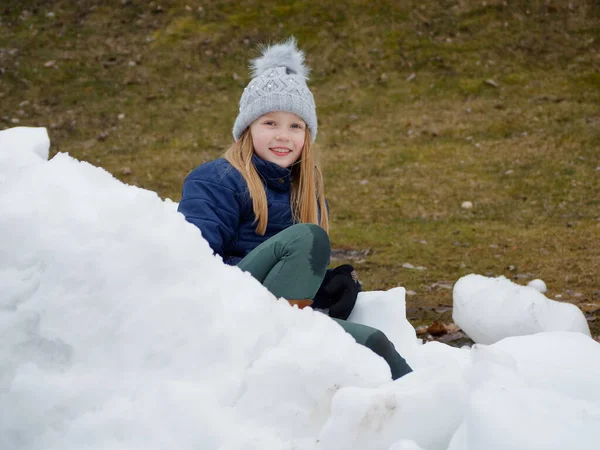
[0,127,390,450]
[2,127,600,450]
[453,274,590,344]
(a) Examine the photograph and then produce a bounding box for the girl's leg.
[238,224,411,380]
[332,318,413,380]
[237,223,330,300]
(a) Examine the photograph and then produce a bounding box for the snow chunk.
[448,380,600,450]
[348,287,420,367]
[388,441,427,450]
[448,335,600,450]
[493,332,600,404]
[453,274,589,344]
[0,126,50,160]
[527,278,547,293]
[316,368,468,450]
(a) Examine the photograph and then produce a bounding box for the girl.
[178,38,412,380]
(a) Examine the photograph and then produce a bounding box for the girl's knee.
[286,223,330,275]
[306,223,330,250]
[305,223,330,271]
[287,223,330,253]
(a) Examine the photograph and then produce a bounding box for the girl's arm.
[177,163,242,258]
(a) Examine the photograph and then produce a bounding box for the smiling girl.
[178,38,412,380]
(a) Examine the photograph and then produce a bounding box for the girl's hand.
[313,265,360,320]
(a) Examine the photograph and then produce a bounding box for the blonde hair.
[223,129,329,235]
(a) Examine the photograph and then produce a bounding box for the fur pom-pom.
[250,37,309,79]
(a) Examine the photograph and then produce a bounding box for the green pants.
[238,223,412,380]
[332,319,412,380]
[237,223,331,300]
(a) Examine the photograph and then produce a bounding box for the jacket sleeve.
[177,165,242,257]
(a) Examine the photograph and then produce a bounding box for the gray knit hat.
[233,37,317,142]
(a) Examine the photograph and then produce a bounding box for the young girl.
[178,38,411,380]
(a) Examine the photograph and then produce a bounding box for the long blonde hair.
[223,129,329,235]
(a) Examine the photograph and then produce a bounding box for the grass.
[1,0,599,336]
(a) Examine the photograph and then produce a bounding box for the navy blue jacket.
[178,155,296,265]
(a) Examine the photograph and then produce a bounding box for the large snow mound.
[0,128,392,449]
[2,127,600,450]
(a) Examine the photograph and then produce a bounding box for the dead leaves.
[416,321,472,345]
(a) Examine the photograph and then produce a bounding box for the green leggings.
[238,223,412,380]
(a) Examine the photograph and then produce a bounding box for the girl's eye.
[291,123,304,129]
[264,121,275,126]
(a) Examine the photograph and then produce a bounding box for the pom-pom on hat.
[233,37,317,142]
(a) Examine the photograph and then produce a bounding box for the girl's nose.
[275,133,290,141]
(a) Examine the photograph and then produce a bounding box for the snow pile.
[453,274,590,344]
[0,128,390,449]
[2,127,600,450]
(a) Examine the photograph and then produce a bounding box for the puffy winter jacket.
[177,155,296,265]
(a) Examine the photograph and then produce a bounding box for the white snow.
[347,287,420,367]
[453,274,590,344]
[1,127,599,450]
[447,334,600,450]
[0,126,49,161]
[527,278,547,293]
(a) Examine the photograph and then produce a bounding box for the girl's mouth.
[270,147,292,156]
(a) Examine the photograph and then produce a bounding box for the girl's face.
[249,111,306,168]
